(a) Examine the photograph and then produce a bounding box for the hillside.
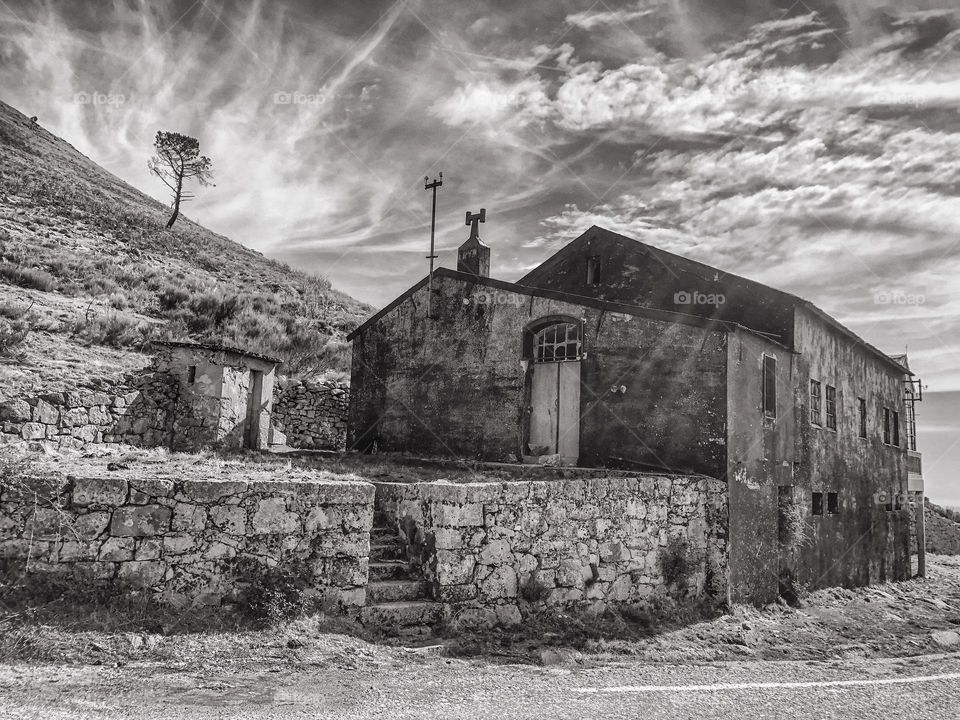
[0,100,371,398]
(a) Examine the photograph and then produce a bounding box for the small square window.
[187,366,197,384]
[812,492,824,516]
[827,492,839,514]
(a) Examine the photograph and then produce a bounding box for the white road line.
[572,672,960,694]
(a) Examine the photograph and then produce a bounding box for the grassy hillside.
[0,100,371,390]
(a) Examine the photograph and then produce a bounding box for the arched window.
[532,321,582,363]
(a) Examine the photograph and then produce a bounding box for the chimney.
[458,208,490,278]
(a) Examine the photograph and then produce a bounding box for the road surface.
[2,651,959,719]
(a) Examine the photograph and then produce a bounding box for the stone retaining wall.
[0,373,178,451]
[0,469,374,608]
[375,475,728,626]
[272,379,349,450]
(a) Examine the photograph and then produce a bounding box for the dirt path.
[2,556,959,718]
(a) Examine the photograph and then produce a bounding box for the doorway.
[527,320,581,464]
[243,369,264,449]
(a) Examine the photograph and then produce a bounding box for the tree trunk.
[166,171,184,228]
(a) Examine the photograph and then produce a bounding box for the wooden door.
[529,362,559,454]
[243,369,264,449]
[557,361,581,461]
[529,360,580,463]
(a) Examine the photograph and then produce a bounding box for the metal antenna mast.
[424,172,442,318]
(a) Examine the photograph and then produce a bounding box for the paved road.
[3,652,960,719]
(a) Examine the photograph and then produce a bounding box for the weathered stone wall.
[0,470,374,608]
[272,379,349,450]
[375,475,728,625]
[926,500,960,555]
[0,373,178,451]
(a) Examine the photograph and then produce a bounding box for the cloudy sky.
[1,0,958,501]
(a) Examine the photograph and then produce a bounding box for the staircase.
[361,516,445,637]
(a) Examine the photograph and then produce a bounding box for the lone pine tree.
[148,131,214,228]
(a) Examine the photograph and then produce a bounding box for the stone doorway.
[526,320,581,465]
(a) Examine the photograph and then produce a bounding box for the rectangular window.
[812,492,824,516]
[885,490,894,512]
[187,366,197,384]
[825,385,837,430]
[586,256,601,286]
[827,492,839,514]
[762,355,777,418]
[893,410,900,447]
[858,397,867,438]
[905,402,917,451]
[810,380,822,425]
[883,408,891,445]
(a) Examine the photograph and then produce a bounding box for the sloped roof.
[154,340,282,365]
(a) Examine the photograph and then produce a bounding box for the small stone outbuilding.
[156,341,281,452]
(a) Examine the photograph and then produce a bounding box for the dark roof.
[521,226,912,376]
[346,267,792,349]
[154,340,282,365]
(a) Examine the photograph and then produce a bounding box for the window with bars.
[810,380,822,425]
[858,397,867,438]
[533,322,582,363]
[905,401,917,451]
[825,385,837,430]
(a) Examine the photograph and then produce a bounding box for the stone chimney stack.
[458,208,490,278]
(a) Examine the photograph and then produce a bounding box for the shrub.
[0,262,57,292]
[0,317,29,359]
[69,312,156,349]
[232,558,319,623]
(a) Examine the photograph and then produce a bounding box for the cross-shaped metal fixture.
[465,208,486,239]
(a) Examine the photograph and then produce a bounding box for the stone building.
[347,222,924,604]
[156,341,280,452]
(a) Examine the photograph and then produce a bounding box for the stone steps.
[367,579,428,604]
[368,559,413,582]
[360,600,446,628]
[370,541,405,561]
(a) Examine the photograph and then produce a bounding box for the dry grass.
[0,100,371,374]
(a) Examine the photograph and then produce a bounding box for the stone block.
[495,603,522,626]
[59,408,89,428]
[181,481,248,502]
[0,398,32,423]
[478,565,518,599]
[432,527,467,550]
[33,399,59,425]
[434,551,476,585]
[210,505,247,535]
[59,540,99,561]
[432,502,483,527]
[20,423,46,441]
[99,536,135,561]
[556,559,586,588]
[435,583,478,602]
[25,508,69,541]
[172,503,207,531]
[328,557,368,587]
[74,511,110,540]
[88,406,113,425]
[163,534,195,555]
[478,539,514,566]
[73,477,128,507]
[250,497,299,535]
[111,505,172,537]
[203,542,236,560]
[117,560,165,588]
[135,539,163,560]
